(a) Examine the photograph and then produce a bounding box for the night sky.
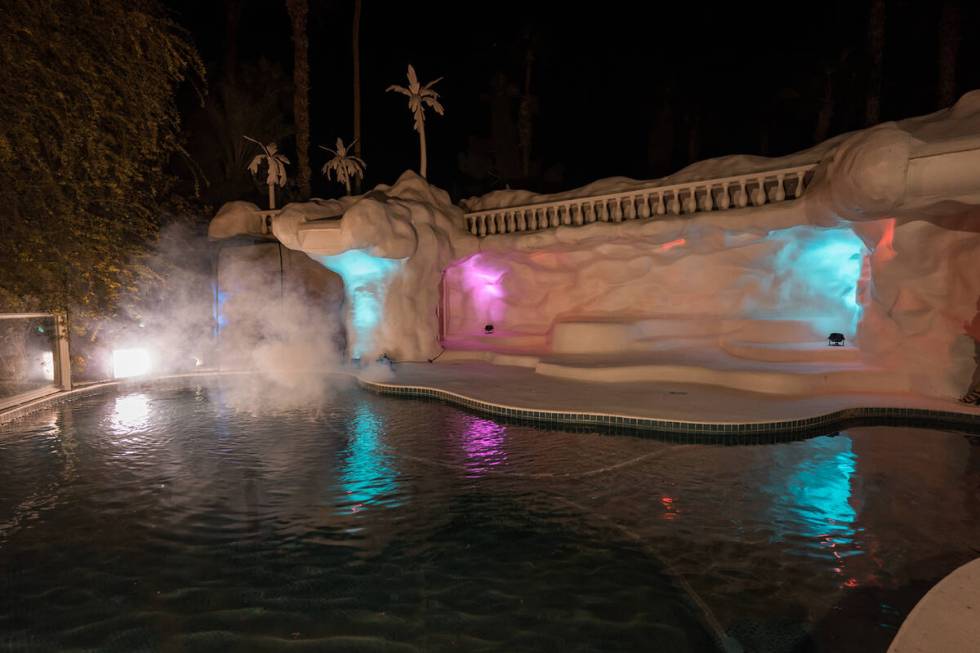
[166,0,979,203]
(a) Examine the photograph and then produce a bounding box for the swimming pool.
[1,383,978,652]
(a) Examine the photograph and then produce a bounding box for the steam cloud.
[106,223,392,413]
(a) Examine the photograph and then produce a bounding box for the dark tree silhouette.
[286,0,312,198]
[865,0,885,125]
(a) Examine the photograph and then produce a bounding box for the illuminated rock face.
[444,223,869,343]
[274,172,478,362]
[211,92,980,399]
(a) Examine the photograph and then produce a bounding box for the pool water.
[1,385,978,652]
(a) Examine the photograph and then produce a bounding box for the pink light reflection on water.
[459,415,508,478]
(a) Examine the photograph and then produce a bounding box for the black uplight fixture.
[484,324,494,334]
[828,332,846,346]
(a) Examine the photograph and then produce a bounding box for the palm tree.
[386,64,445,179]
[245,136,289,209]
[320,137,366,195]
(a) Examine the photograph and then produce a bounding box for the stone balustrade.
[463,164,816,237]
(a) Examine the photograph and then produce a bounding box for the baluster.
[496,212,506,233]
[504,211,513,232]
[637,194,650,218]
[795,171,807,198]
[654,193,666,215]
[734,181,748,208]
[751,178,767,206]
[596,201,607,222]
[700,187,714,212]
[605,199,618,222]
[476,216,485,237]
[546,206,556,228]
[571,204,582,225]
[668,192,681,215]
[583,202,594,223]
[682,189,696,214]
[624,197,637,220]
[716,185,730,210]
[771,175,786,202]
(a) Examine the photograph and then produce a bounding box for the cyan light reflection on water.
[459,415,508,477]
[338,405,399,511]
[766,434,861,579]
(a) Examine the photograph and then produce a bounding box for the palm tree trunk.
[268,183,276,210]
[419,118,427,179]
[938,1,960,108]
[286,0,312,198]
[865,0,885,126]
[345,178,351,195]
[352,0,362,193]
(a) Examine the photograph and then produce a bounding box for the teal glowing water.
[319,249,402,358]
[765,225,868,336]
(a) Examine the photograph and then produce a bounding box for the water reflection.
[110,394,151,433]
[459,415,508,477]
[765,434,860,576]
[338,404,399,512]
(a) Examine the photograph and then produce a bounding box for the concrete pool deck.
[887,558,980,653]
[358,360,980,435]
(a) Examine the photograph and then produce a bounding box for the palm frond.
[406,64,419,89]
[424,97,445,115]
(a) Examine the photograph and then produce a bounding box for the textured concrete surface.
[375,360,980,425]
[888,558,980,653]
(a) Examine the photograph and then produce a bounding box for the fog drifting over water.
[105,223,391,414]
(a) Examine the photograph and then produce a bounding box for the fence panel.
[0,313,70,411]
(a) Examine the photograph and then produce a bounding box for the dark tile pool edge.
[356,378,980,437]
[3,372,978,438]
[0,372,249,427]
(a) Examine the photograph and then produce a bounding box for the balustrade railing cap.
[462,163,816,218]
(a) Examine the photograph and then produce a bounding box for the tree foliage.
[320,138,365,195]
[0,0,204,321]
